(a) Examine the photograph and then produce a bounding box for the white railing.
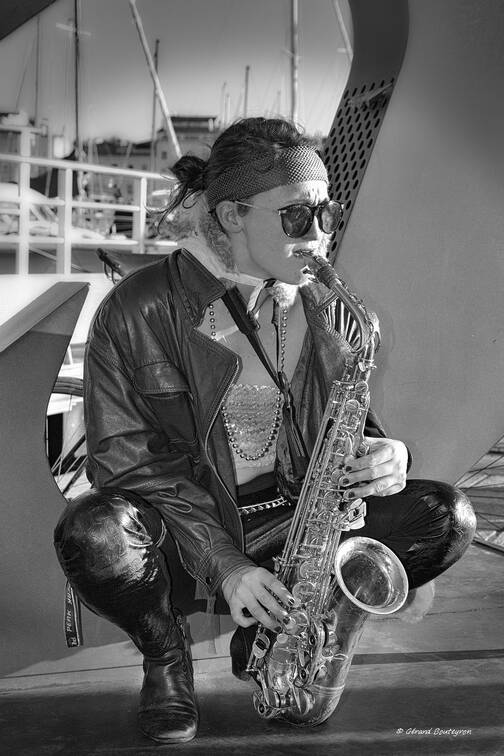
[0,152,175,274]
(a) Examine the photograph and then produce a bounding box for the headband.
[206,145,328,210]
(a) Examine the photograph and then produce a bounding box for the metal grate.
[322,78,397,346]
[322,0,409,262]
[458,437,504,554]
[324,79,396,262]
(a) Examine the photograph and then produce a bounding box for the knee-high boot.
[54,488,198,744]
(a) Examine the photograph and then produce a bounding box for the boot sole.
[138,726,198,744]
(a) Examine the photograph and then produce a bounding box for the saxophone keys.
[288,685,315,716]
[330,468,343,483]
[275,632,290,646]
[291,581,316,605]
[345,398,360,413]
[296,667,309,684]
[343,437,354,457]
[308,619,326,649]
[298,560,320,580]
[347,514,366,531]
[252,632,271,659]
[282,609,309,634]
[323,625,339,650]
[316,664,328,679]
[297,646,309,668]
[252,689,280,719]
[343,498,367,531]
[354,380,368,395]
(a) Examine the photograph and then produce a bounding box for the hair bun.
[172,154,207,192]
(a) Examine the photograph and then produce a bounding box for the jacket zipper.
[203,356,243,542]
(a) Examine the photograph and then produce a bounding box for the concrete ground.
[1,541,503,755]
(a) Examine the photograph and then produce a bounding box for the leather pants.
[54,489,178,659]
[340,479,476,589]
[54,480,476,656]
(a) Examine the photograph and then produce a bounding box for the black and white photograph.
[0,1,503,754]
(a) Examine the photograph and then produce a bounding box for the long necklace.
[208,301,288,461]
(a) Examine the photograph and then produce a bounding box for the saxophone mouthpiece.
[294,250,322,268]
[297,252,340,290]
[293,250,325,279]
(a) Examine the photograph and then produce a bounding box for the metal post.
[290,0,299,123]
[57,168,73,275]
[129,0,181,160]
[35,15,41,125]
[331,0,353,61]
[220,81,228,127]
[73,0,81,158]
[132,176,147,255]
[243,65,250,118]
[149,39,159,173]
[17,159,30,275]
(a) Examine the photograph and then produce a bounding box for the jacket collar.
[174,244,339,332]
[174,248,227,326]
[175,235,269,316]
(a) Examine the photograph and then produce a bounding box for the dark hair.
[165,117,317,215]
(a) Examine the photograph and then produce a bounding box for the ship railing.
[0,152,175,274]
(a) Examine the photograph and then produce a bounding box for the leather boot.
[137,614,198,744]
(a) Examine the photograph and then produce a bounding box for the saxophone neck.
[302,253,380,356]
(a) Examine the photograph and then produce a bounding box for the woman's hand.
[221,566,294,630]
[339,436,408,500]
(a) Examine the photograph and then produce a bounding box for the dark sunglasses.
[235,199,344,238]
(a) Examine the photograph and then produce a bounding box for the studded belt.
[238,494,294,516]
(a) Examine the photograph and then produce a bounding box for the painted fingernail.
[340,477,350,486]
[344,465,353,472]
[344,491,356,500]
[274,624,282,632]
[286,595,296,606]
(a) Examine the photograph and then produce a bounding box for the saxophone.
[246,253,409,726]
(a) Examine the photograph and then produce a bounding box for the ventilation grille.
[324,77,396,262]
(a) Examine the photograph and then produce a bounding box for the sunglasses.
[235,199,344,238]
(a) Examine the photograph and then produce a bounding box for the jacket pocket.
[133,362,199,456]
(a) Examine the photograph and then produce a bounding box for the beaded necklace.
[208,301,288,461]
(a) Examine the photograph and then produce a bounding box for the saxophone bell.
[249,538,408,727]
[335,536,408,615]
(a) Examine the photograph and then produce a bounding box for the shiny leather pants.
[54,489,178,659]
[54,480,476,656]
[341,479,476,589]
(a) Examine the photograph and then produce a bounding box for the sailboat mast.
[73,0,82,157]
[129,0,181,160]
[35,15,41,126]
[243,65,250,118]
[150,38,160,172]
[290,0,299,123]
[331,0,353,61]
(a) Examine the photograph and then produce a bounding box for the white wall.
[338,0,504,483]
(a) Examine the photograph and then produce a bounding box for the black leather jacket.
[84,249,386,595]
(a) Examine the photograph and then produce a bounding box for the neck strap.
[222,287,308,480]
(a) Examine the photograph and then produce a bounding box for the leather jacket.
[84,249,387,595]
